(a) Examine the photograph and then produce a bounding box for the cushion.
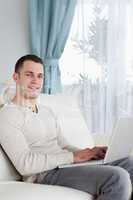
[38,93,94,148]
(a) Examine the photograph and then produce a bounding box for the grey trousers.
[36,156,133,200]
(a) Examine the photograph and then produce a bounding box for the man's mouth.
[28,87,40,91]
[20,85,41,94]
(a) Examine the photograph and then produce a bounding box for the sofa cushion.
[0,182,93,200]
[38,93,94,149]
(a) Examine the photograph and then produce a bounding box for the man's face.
[13,60,44,99]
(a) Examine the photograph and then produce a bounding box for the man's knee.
[125,156,133,166]
[111,166,130,184]
[110,166,132,196]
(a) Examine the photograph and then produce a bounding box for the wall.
[0,0,30,83]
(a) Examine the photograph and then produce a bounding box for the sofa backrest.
[38,93,94,149]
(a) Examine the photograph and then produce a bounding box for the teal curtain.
[29,0,76,93]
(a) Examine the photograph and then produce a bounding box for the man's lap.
[36,156,133,196]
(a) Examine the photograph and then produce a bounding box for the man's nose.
[31,76,38,83]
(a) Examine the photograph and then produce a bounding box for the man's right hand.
[73,146,107,163]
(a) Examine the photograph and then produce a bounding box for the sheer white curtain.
[106,0,128,132]
[60,0,133,135]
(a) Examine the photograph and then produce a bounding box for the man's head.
[13,54,44,100]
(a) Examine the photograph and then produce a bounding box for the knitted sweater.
[0,103,77,182]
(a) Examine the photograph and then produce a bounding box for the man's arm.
[56,118,81,152]
[56,118,107,163]
[0,111,73,176]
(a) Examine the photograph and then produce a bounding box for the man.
[0,54,132,200]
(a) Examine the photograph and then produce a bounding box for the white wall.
[0,0,30,83]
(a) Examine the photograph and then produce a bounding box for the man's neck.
[12,95,37,108]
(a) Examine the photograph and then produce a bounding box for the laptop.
[59,117,133,168]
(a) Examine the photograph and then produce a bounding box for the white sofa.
[0,93,110,200]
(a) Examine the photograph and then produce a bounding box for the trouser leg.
[38,162,132,200]
[109,156,133,185]
[109,156,133,199]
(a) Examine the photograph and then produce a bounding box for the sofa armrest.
[0,181,93,200]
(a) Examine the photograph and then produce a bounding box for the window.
[60,0,133,134]
[60,0,108,87]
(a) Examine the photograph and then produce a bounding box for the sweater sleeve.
[0,108,73,176]
[56,117,81,152]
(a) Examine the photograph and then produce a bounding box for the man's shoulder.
[0,103,21,113]
[0,103,24,124]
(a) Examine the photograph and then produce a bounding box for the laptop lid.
[59,117,133,168]
[104,117,133,163]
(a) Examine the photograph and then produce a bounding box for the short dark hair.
[14,54,44,73]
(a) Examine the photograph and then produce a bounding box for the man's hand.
[91,146,107,160]
[73,146,107,163]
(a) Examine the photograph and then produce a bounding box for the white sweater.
[0,103,77,182]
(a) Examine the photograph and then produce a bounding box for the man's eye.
[26,74,31,76]
[38,75,43,79]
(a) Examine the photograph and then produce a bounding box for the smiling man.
[0,54,133,200]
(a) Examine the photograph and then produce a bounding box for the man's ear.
[13,72,19,82]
